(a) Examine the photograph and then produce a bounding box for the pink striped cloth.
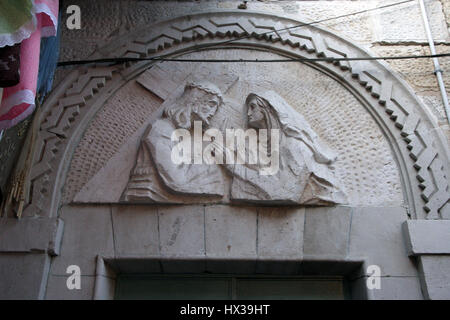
[0,0,58,130]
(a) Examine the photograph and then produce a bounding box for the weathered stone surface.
[0,116,30,197]
[9,2,447,301]
[419,255,450,299]
[0,253,50,300]
[45,4,448,224]
[303,206,352,257]
[67,50,404,208]
[109,258,161,274]
[349,207,418,277]
[123,81,226,202]
[111,205,159,257]
[371,45,450,96]
[255,260,301,275]
[374,0,448,43]
[205,205,257,258]
[418,94,448,123]
[45,275,95,300]
[371,277,424,300]
[229,91,346,205]
[257,207,305,258]
[160,259,206,274]
[64,81,162,203]
[58,1,448,59]
[120,82,346,205]
[350,275,423,300]
[0,218,63,255]
[50,205,114,276]
[158,205,205,257]
[442,0,450,33]
[403,220,450,255]
[294,1,377,44]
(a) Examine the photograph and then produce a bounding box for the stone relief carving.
[228,91,347,205]
[122,81,347,206]
[122,81,226,202]
[22,12,448,219]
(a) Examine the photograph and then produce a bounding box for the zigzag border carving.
[25,12,449,219]
[23,68,115,218]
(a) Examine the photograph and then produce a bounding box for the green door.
[115,274,346,300]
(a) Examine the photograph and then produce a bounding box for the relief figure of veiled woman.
[228,91,347,205]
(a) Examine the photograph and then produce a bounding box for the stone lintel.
[403,220,450,256]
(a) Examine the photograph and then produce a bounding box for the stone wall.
[0,0,449,300]
[43,204,423,300]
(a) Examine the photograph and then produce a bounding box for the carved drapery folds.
[122,82,347,205]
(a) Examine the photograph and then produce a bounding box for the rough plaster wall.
[56,0,450,137]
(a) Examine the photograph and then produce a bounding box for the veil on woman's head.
[246,91,336,164]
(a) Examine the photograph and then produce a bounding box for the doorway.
[114,274,347,300]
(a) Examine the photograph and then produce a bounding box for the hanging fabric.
[0,0,59,130]
[0,0,34,48]
[37,10,61,102]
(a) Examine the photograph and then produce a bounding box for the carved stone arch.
[25,10,449,220]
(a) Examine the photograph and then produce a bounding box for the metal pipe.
[418,0,450,124]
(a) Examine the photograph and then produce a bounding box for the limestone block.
[419,255,450,299]
[350,275,423,300]
[50,205,114,276]
[109,258,161,274]
[59,40,97,62]
[403,220,450,255]
[123,0,218,31]
[370,276,423,300]
[255,260,301,275]
[257,207,305,258]
[59,0,218,59]
[371,45,450,95]
[60,0,122,42]
[0,218,63,255]
[349,207,418,277]
[45,275,95,300]
[205,205,257,258]
[0,253,50,300]
[374,0,448,42]
[160,259,206,274]
[418,94,447,123]
[111,205,159,257]
[206,259,257,275]
[443,0,450,32]
[158,205,205,257]
[303,206,352,257]
[286,1,378,44]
